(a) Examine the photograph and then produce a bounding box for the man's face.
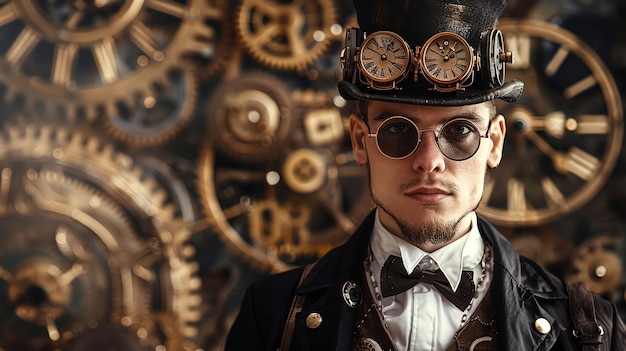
[349,100,505,249]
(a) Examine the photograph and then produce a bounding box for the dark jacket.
[225,212,626,350]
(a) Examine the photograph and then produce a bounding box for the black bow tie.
[380,255,475,311]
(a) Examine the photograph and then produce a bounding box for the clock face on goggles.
[358,31,412,83]
[420,31,474,85]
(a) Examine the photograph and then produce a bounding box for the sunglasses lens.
[438,119,481,160]
[377,118,419,158]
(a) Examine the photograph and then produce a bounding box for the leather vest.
[352,271,499,351]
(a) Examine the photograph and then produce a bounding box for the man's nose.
[412,130,446,173]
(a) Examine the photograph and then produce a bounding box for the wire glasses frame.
[366,116,492,161]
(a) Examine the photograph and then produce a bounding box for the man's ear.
[349,113,368,165]
[487,114,506,169]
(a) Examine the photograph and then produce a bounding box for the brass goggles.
[367,116,491,161]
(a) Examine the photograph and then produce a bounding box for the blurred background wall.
[0,0,623,350]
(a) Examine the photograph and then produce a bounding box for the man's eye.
[445,122,475,136]
[386,122,412,134]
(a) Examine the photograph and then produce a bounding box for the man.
[225,0,626,350]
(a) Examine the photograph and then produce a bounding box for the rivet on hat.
[306,312,323,329]
[534,317,551,334]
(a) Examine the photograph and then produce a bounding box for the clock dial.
[478,18,623,227]
[420,32,474,85]
[358,31,411,84]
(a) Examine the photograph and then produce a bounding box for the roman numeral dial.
[358,31,411,85]
[478,19,623,227]
[420,32,474,87]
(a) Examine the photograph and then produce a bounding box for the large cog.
[0,124,202,350]
[197,88,372,272]
[101,62,198,147]
[205,72,294,163]
[192,0,237,80]
[0,0,212,120]
[236,0,337,70]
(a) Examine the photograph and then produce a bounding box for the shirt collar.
[370,210,485,292]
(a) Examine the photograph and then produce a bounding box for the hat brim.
[338,80,524,106]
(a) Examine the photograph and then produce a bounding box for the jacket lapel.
[478,217,567,351]
[294,212,375,350]
[293,212,569,351]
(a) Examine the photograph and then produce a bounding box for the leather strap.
[278,262,316,351]
[566,281,604,351]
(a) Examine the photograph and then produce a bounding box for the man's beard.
[370,176,476,247]
[374,199,462,246]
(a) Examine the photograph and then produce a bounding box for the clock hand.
[428,47,446,58]
[522,129,573,175]
[523,128,556,157]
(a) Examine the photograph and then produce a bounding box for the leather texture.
[225,211,626,350]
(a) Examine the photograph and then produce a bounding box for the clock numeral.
[507,178,528,211]
[391,62,403,70]
[574,115,610,134]
[562,147,600,181]
[504,34,530,69]
[564,75,597,99]
[540,177,565,208]
[544,46,569,77]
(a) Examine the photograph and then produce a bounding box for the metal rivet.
[306,312,322,329]
[534,317,551,334]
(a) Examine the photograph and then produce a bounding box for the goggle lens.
[370,117,487,161]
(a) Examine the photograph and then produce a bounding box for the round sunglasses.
[366,116,491,161]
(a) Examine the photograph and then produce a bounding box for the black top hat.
[339,0,524,106]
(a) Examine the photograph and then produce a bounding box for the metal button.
[306,312,322,329]
[534,317,551,334]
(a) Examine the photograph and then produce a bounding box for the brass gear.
[193,0,237,80]
[100,62,198,147]
[565,235,624,296]
[236,0,337,70]
[282,148,327,194]
[0,0,212,120]
[197,126,372,273]
[205,72,293,163]
[0,124,202,350]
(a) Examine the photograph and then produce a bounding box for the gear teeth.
[236,0,337,70]
[0,124,201,347]
[205,71,294,163]
[0,0,212,127]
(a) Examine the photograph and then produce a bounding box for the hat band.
[340,28,514,94]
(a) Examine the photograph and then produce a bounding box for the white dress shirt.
[367,210,493,351]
